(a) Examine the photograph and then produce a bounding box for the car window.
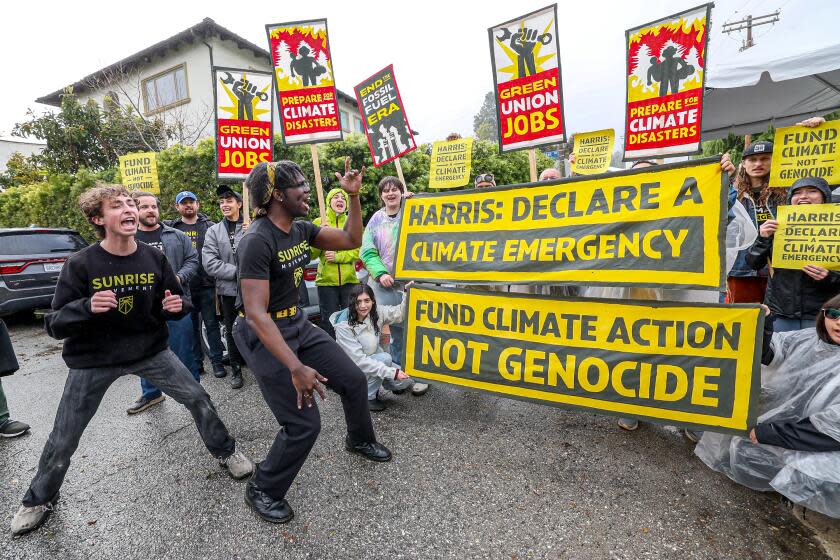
[0,232,87,255]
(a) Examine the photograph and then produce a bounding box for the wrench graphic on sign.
[221,71,268,120]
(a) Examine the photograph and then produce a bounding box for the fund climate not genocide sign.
[769,121,840,188]
[266,19,342,144]
[624,4,712,160]
[354,65,416,167]
[394,158,727,290]
[403,286,763,434]
[119,152,160,194]
[488,4,566,153]
[213,67,274,180]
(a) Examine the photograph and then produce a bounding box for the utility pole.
[722,11,780,51]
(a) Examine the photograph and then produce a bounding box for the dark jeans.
[191,284,224,368]
[234,312,375,501]
[23,349,236,506]
[0,379,9,427]
[317,284,357,339]
[220,295,242,367]
[141,315,199,400]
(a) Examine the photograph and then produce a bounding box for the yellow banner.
[119,152,160,194]
[428,138,473,189]
[404,286,762,433]
[771,203,840,270]
[770,121,840,187]
[572,129,615,175]
[397,159,726,289]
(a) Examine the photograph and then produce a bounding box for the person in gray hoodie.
[127,191,199,414]
[203,185,247,389]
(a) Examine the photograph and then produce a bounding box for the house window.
[340,111,350,132]
[142,64,188,114]
[354,116,364,133]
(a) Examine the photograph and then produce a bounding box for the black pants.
[220,295,242,367]
[233,312,376,501]
[23,350,235,506]
[317,284,357,339]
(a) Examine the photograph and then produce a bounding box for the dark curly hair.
[347,284,380,335]
[246,161,306,217]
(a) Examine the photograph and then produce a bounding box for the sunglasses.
[475,173,495,185]
[823,308,840,320]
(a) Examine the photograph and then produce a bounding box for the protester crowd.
[4,114,840,536]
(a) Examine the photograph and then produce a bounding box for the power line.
[722,10,781,51]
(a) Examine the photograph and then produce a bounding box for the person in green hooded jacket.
[311,188,360,338]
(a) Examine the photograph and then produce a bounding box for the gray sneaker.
[10,500,56,535]
[220,450,254,480]
[617,418,639,431]
[0,420,31,438]
[411,382,429,396]
[126,394,165,415]
[383,376,413,392]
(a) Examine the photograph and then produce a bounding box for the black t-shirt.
[44,242,187,368]
[176,222,199,250]
[226,219,239,252]
[136,227,164,253]
[172,220,212,288]
[236,218,321,313]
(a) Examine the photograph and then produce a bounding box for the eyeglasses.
[285,180,309,190]
[822,308,840,321]
[475,173,495,185]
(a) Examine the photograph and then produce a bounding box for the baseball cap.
[215,184,242,201]
[175,191,197,204]
[742,141,773,158]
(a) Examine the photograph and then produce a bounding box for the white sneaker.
[617,418,639,431]
[10,503,53,535]
[219,450,254,480]
[411,382,429,396]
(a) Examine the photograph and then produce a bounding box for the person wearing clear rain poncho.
[694,294,840,518]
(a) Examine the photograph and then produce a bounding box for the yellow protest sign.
[428,138,473,189]
[572,129,615,175]
[404,286,762,433]
[770,121,840,187]
[397,159,727,290]
[119,152,160,194]
[771,203,840,270]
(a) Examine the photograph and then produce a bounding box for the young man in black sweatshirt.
[10,184,253,536]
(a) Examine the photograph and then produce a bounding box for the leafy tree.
[0,152,45,189]
[473,91,499,143]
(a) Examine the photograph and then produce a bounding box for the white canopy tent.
[702,42,840,140]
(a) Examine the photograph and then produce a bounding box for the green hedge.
[0,135,553,240]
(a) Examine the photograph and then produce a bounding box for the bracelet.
[346,192,360,198]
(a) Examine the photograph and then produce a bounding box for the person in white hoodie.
[331,284,414,412]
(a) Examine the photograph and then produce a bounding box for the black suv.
[0,228,88,316]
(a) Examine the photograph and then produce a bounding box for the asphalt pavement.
[0,312,836,559]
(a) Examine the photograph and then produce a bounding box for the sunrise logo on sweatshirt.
[91,273,156,291]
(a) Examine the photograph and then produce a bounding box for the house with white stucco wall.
[36,18,365,146]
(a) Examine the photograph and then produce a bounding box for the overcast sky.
[1,0,837,144]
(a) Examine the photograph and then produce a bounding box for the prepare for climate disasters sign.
[769,121,840,188]
[395,159,727,289]
[571,129,615,175]
[488,4,566,153]
[403,286,762,434]
[428,138,474,189]
[266,19,342,144]
[624,4,711,160]
[354,65,416,167]
[119,153,159,194]
[213,68,274,180]
[772,204,840,270]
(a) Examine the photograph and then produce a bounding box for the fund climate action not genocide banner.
[624,4,712,160]
[489,4,566,153]
[213,68,274,180]
[772,204,840,270]
[403,286,762,434]
[571,129,615,175]
[266,19,342,144]
[769,121,840,188]
[119,152,160,194]
[428,138,474,189]
[354,65,416,167]
[395,158,727,290]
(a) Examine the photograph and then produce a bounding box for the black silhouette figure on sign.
[497,27,553,78]
[646,46,694,96]
[221,72,268,120]
[290,45,327,87]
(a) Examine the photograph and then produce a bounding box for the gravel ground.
[0,313,834,559]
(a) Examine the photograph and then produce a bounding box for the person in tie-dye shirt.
[360,177,429,397]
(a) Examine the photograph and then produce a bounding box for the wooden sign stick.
[241,181,251,225]
[394,157,407,187]
[310,144,328,224]
[528,149,538,182]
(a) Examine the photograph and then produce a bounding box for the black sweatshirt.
[45,242,191,369]
[754,315,840,452]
